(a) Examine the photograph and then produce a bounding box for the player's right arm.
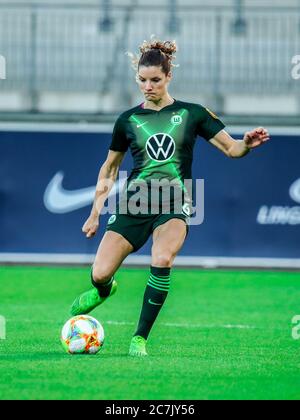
[82,150,126,238]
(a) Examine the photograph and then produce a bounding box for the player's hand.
[82,214,100,239]
[243,127,270,149]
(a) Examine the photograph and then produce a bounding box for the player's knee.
[152,251,174,268]
[92,265,114,284]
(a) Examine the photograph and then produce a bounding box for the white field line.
[7,319,256,330]
[8,319,290,332]
[105,321,257,330]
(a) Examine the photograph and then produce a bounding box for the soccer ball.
[61,315,105,355]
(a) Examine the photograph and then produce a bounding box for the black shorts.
[106,212,190,253]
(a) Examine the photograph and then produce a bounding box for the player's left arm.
[209,127,270,158]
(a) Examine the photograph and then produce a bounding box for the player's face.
[137,66,172,101]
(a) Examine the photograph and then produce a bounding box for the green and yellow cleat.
[129,336,148,357]
[70,280,117,316]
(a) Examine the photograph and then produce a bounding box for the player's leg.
[71,231,134,316]
[130,218,187,356]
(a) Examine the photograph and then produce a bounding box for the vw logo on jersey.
[146,133,176,162]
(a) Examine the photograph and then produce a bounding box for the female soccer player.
[70,38,270,357]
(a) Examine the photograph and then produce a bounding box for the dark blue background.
[0,129,299,258]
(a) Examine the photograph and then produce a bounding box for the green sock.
[134,266,171,340]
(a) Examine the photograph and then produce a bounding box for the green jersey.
[110,99,225,215]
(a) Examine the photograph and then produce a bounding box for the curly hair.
[127,35,179,76]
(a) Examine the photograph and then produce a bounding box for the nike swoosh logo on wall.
[44,172,126,214]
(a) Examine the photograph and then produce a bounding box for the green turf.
[0,266,300,400]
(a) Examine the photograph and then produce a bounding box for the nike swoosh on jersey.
[148,299,163,306]
[44,172,126,214]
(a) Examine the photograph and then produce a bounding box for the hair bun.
[140,36,178,58]
[126,36,179,73]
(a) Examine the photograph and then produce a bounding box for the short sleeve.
[109,116,130,152]
[196,106,226,141]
